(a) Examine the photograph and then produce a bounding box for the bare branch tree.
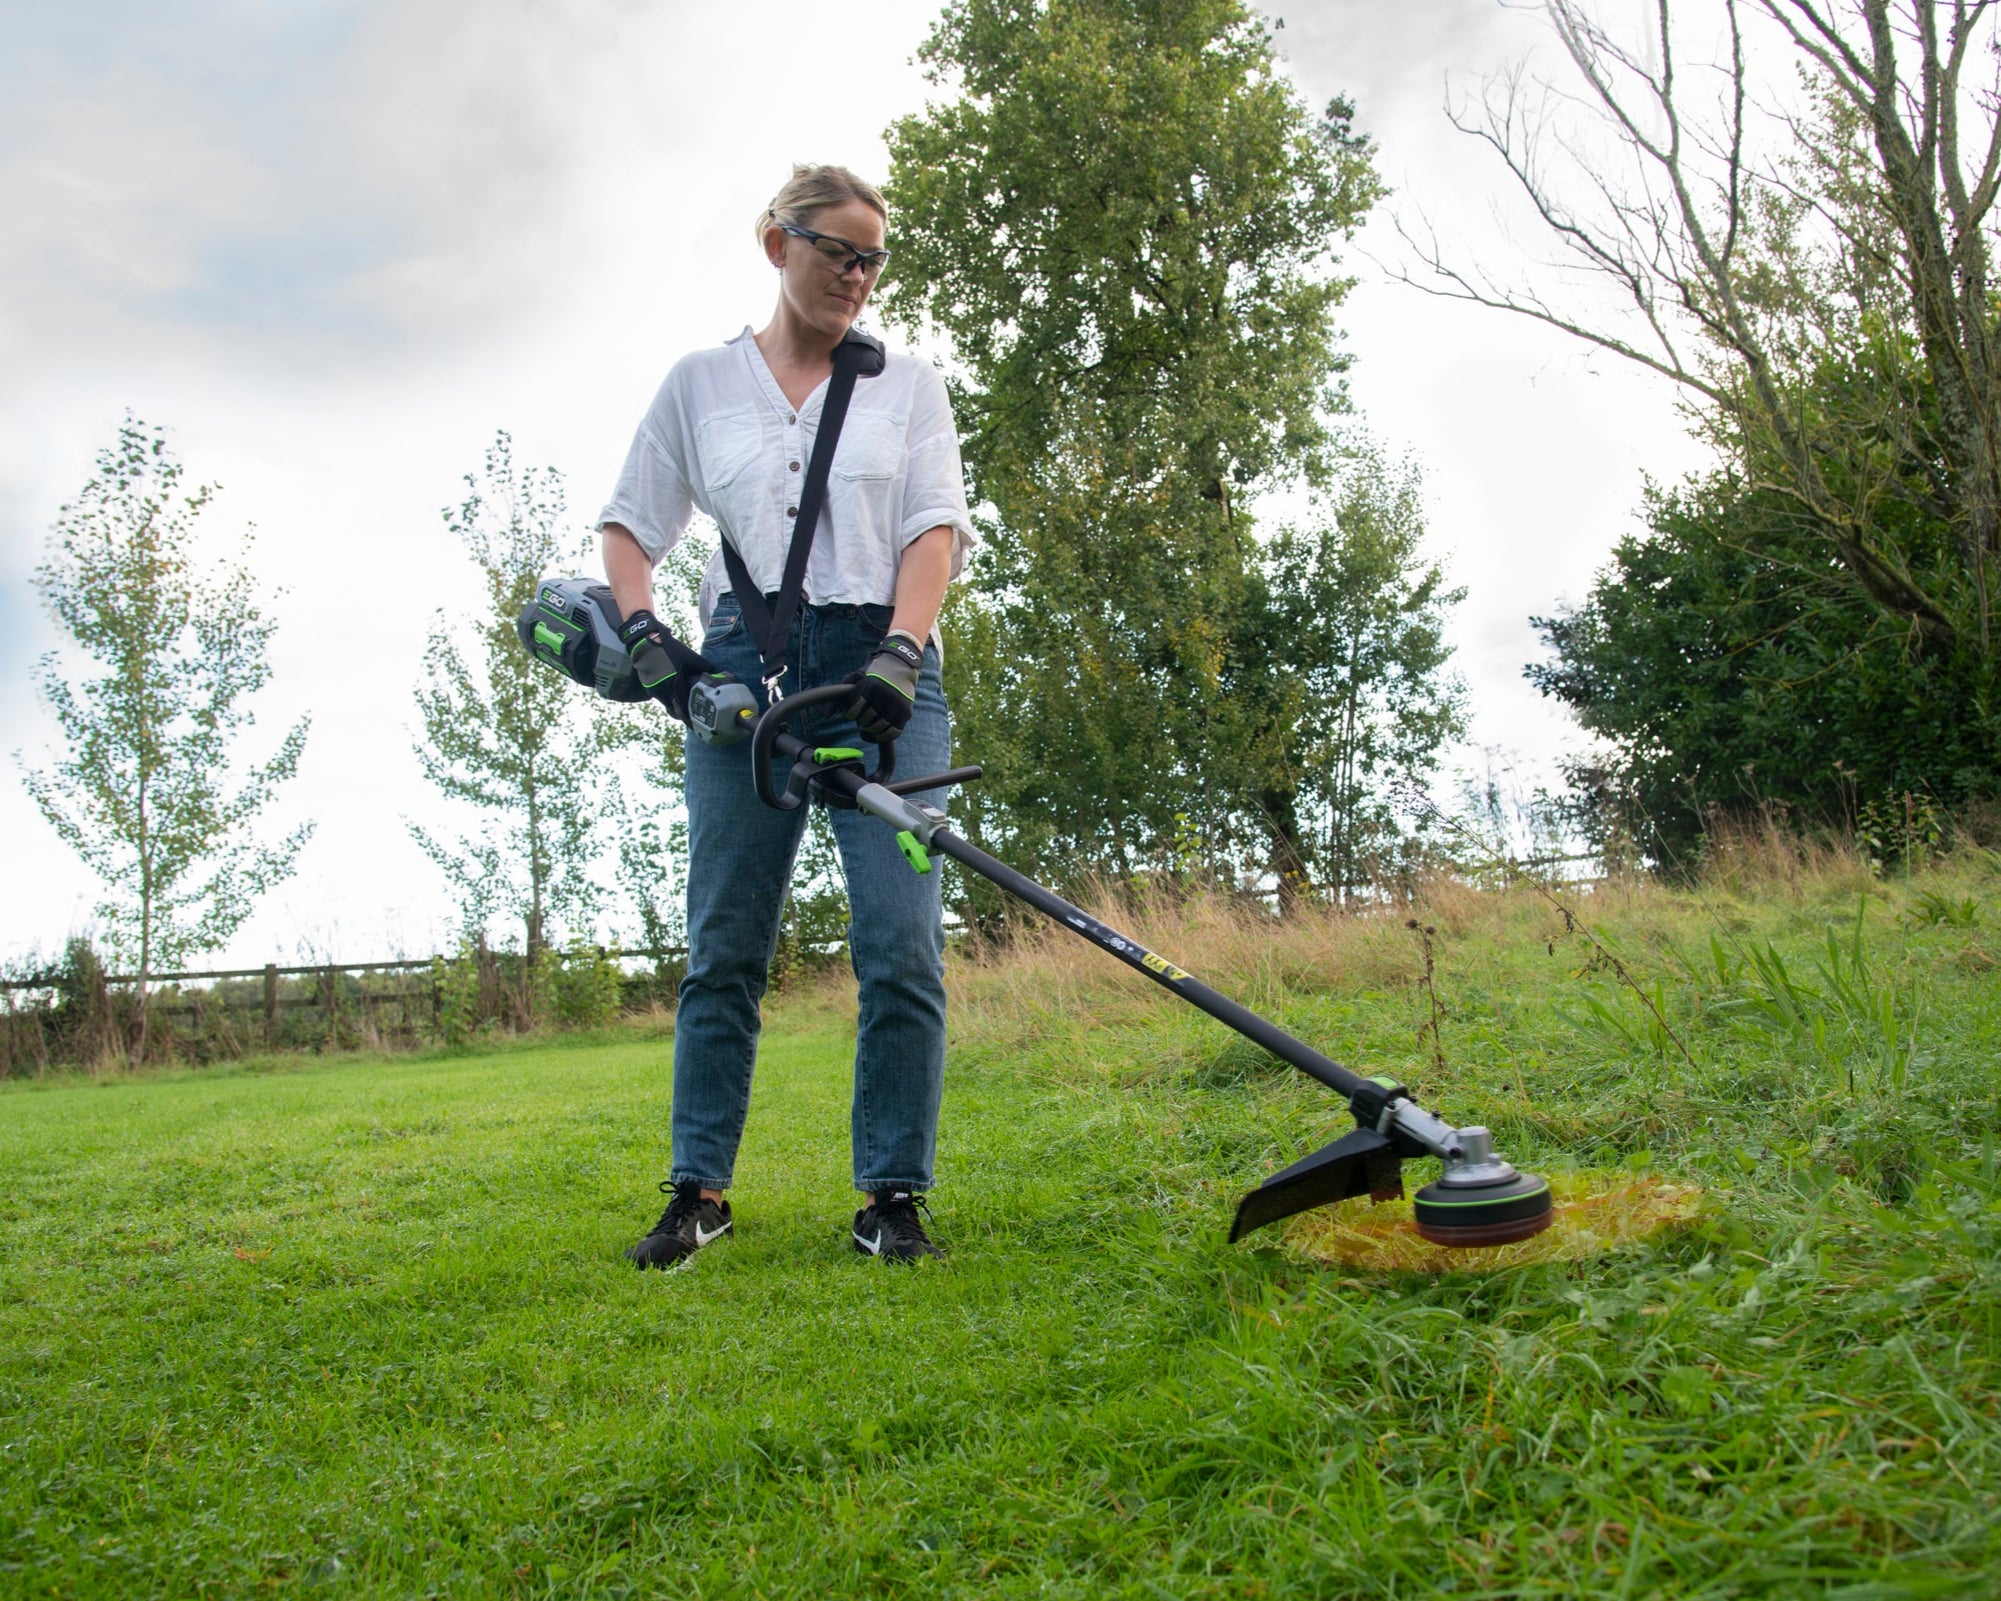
[1398,0,2001,653]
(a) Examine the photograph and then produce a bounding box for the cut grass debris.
[1287,1171,1705,1273]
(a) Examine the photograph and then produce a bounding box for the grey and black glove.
[846,630,924,743]
[616,609,722,723]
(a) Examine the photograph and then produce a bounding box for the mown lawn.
[4,854,2000,1597]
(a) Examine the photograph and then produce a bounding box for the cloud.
[1272,1,1708,779]
[0,0,726,382]
[1,4,374,364]
[1276,0,1530,110]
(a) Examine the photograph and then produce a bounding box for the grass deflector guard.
[748,683,1556,1248]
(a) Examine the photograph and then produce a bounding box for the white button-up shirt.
[598,326,978,633]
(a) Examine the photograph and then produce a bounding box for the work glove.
[616,609,716,723]
[846,630,925,743]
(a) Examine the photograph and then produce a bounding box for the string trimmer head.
[1226,1078,1552,1246]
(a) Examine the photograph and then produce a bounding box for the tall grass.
[941,834,1999,1202]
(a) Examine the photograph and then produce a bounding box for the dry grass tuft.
[932,842,1992,1083]
[944,882,1419,1051]
[1281,1171,1704,1274]
[1695,815,1876,903]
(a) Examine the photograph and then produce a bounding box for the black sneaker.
[853,1190,943,1261]
[626,1181,731,1269]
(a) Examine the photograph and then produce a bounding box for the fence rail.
[0,948,689,994]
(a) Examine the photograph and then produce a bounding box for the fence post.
[263,964,278,1047]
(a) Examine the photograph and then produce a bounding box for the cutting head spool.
[1413,1171,1554,1246]
[1410,1125,1555,1247]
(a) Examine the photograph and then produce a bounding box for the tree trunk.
[134,890,151,1068]
[1263,788,1307,916]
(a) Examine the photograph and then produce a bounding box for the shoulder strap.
[722,328,887,689]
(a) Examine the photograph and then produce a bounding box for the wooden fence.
[0,944,688,1040]
[0,950,689,997]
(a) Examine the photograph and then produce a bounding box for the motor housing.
[518,577,650,702]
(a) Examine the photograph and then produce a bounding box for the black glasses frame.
[779,222,891,277]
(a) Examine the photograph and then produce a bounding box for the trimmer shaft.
[743,682,1561,1249]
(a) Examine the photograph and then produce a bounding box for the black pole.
[762,719,1368,1102]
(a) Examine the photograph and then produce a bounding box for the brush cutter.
[743,683,1554,1248]
[518,568,1552,1247]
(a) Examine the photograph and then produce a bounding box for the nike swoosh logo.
[854,1228,883,1256]
[694,1220,730,1247]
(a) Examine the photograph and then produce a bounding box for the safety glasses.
[779,222,890,277]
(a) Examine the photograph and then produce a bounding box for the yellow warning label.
[1140,951,1189,983]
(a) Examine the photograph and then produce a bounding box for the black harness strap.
[720,327,885,690]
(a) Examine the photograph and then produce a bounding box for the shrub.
[544,943,625,1030]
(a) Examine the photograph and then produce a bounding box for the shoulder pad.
[838,327,888,378]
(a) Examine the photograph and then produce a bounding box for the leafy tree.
[409,432,605,956]
[884,0,1381,891]
[1531,470,1995,867]
[1403,4,2001,839]
[1259,450,1466,903]
[17,416,311,1004]
[599,532,710,960]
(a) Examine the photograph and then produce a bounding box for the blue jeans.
[671,595,951,1194]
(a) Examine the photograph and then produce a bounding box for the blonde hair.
[754,164,887,242]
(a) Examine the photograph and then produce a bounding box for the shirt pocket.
[696,410,764,496]
[831,414,902,482]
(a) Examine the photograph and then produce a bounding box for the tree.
[17,416,311,1006]
[409,432,605,956]
[884,0,1382,891]
[1405,0,2001,660]
[1259,450,1467,903]
[1530,470,1992,865]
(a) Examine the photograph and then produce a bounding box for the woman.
[598,164,975,1266]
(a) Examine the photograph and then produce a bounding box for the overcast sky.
[0,0,1709,968]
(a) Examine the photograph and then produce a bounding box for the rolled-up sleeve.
[898,366,979,579]
[598,377,694,565]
